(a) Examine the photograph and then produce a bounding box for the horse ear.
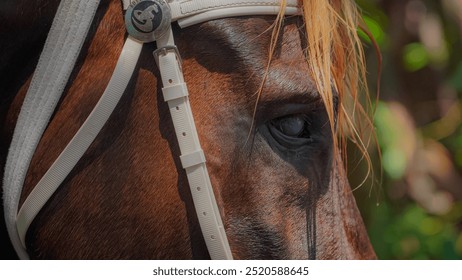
[153,5,159,13]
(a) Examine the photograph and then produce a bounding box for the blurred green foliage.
[354,0,462,259]
[375,102,408,180]
[403,43,430,72]
[368,202,462,259]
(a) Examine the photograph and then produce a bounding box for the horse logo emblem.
[131,1,162,33]
[125,0,171,42]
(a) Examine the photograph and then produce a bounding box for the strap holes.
[182,132,186,137]
[197,187,201,191]
[203,212,207,216]
[175,106,180,111]
[168,79,173,84]
[211,235,216,240]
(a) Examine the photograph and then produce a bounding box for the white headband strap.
[123,0,300,26]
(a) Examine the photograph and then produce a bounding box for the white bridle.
[4,0,300,260]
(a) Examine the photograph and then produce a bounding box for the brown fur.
[1,0,376,259]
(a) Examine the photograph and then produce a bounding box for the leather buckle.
[153,45,183,70]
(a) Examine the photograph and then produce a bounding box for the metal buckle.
[153,45,183,70]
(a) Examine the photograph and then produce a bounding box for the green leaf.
[359,15,387,47]
[403,43,430,72]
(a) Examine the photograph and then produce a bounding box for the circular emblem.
[125,0,171,42]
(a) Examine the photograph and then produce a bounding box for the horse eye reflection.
[271,114,311,138]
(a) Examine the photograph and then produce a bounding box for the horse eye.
[271,114,310,138]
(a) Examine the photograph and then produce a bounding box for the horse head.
[1,0,376,259]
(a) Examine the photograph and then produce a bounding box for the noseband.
[5,0,300,259]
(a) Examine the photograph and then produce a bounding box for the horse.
[0,0,377,259]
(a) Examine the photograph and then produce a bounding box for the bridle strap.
[16,37,143,249]
[4,0,101,259]
[155,29,233,259]
[11,0,300,259]
[122,0,300,18]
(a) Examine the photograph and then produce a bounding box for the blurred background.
[352,0,462,259]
